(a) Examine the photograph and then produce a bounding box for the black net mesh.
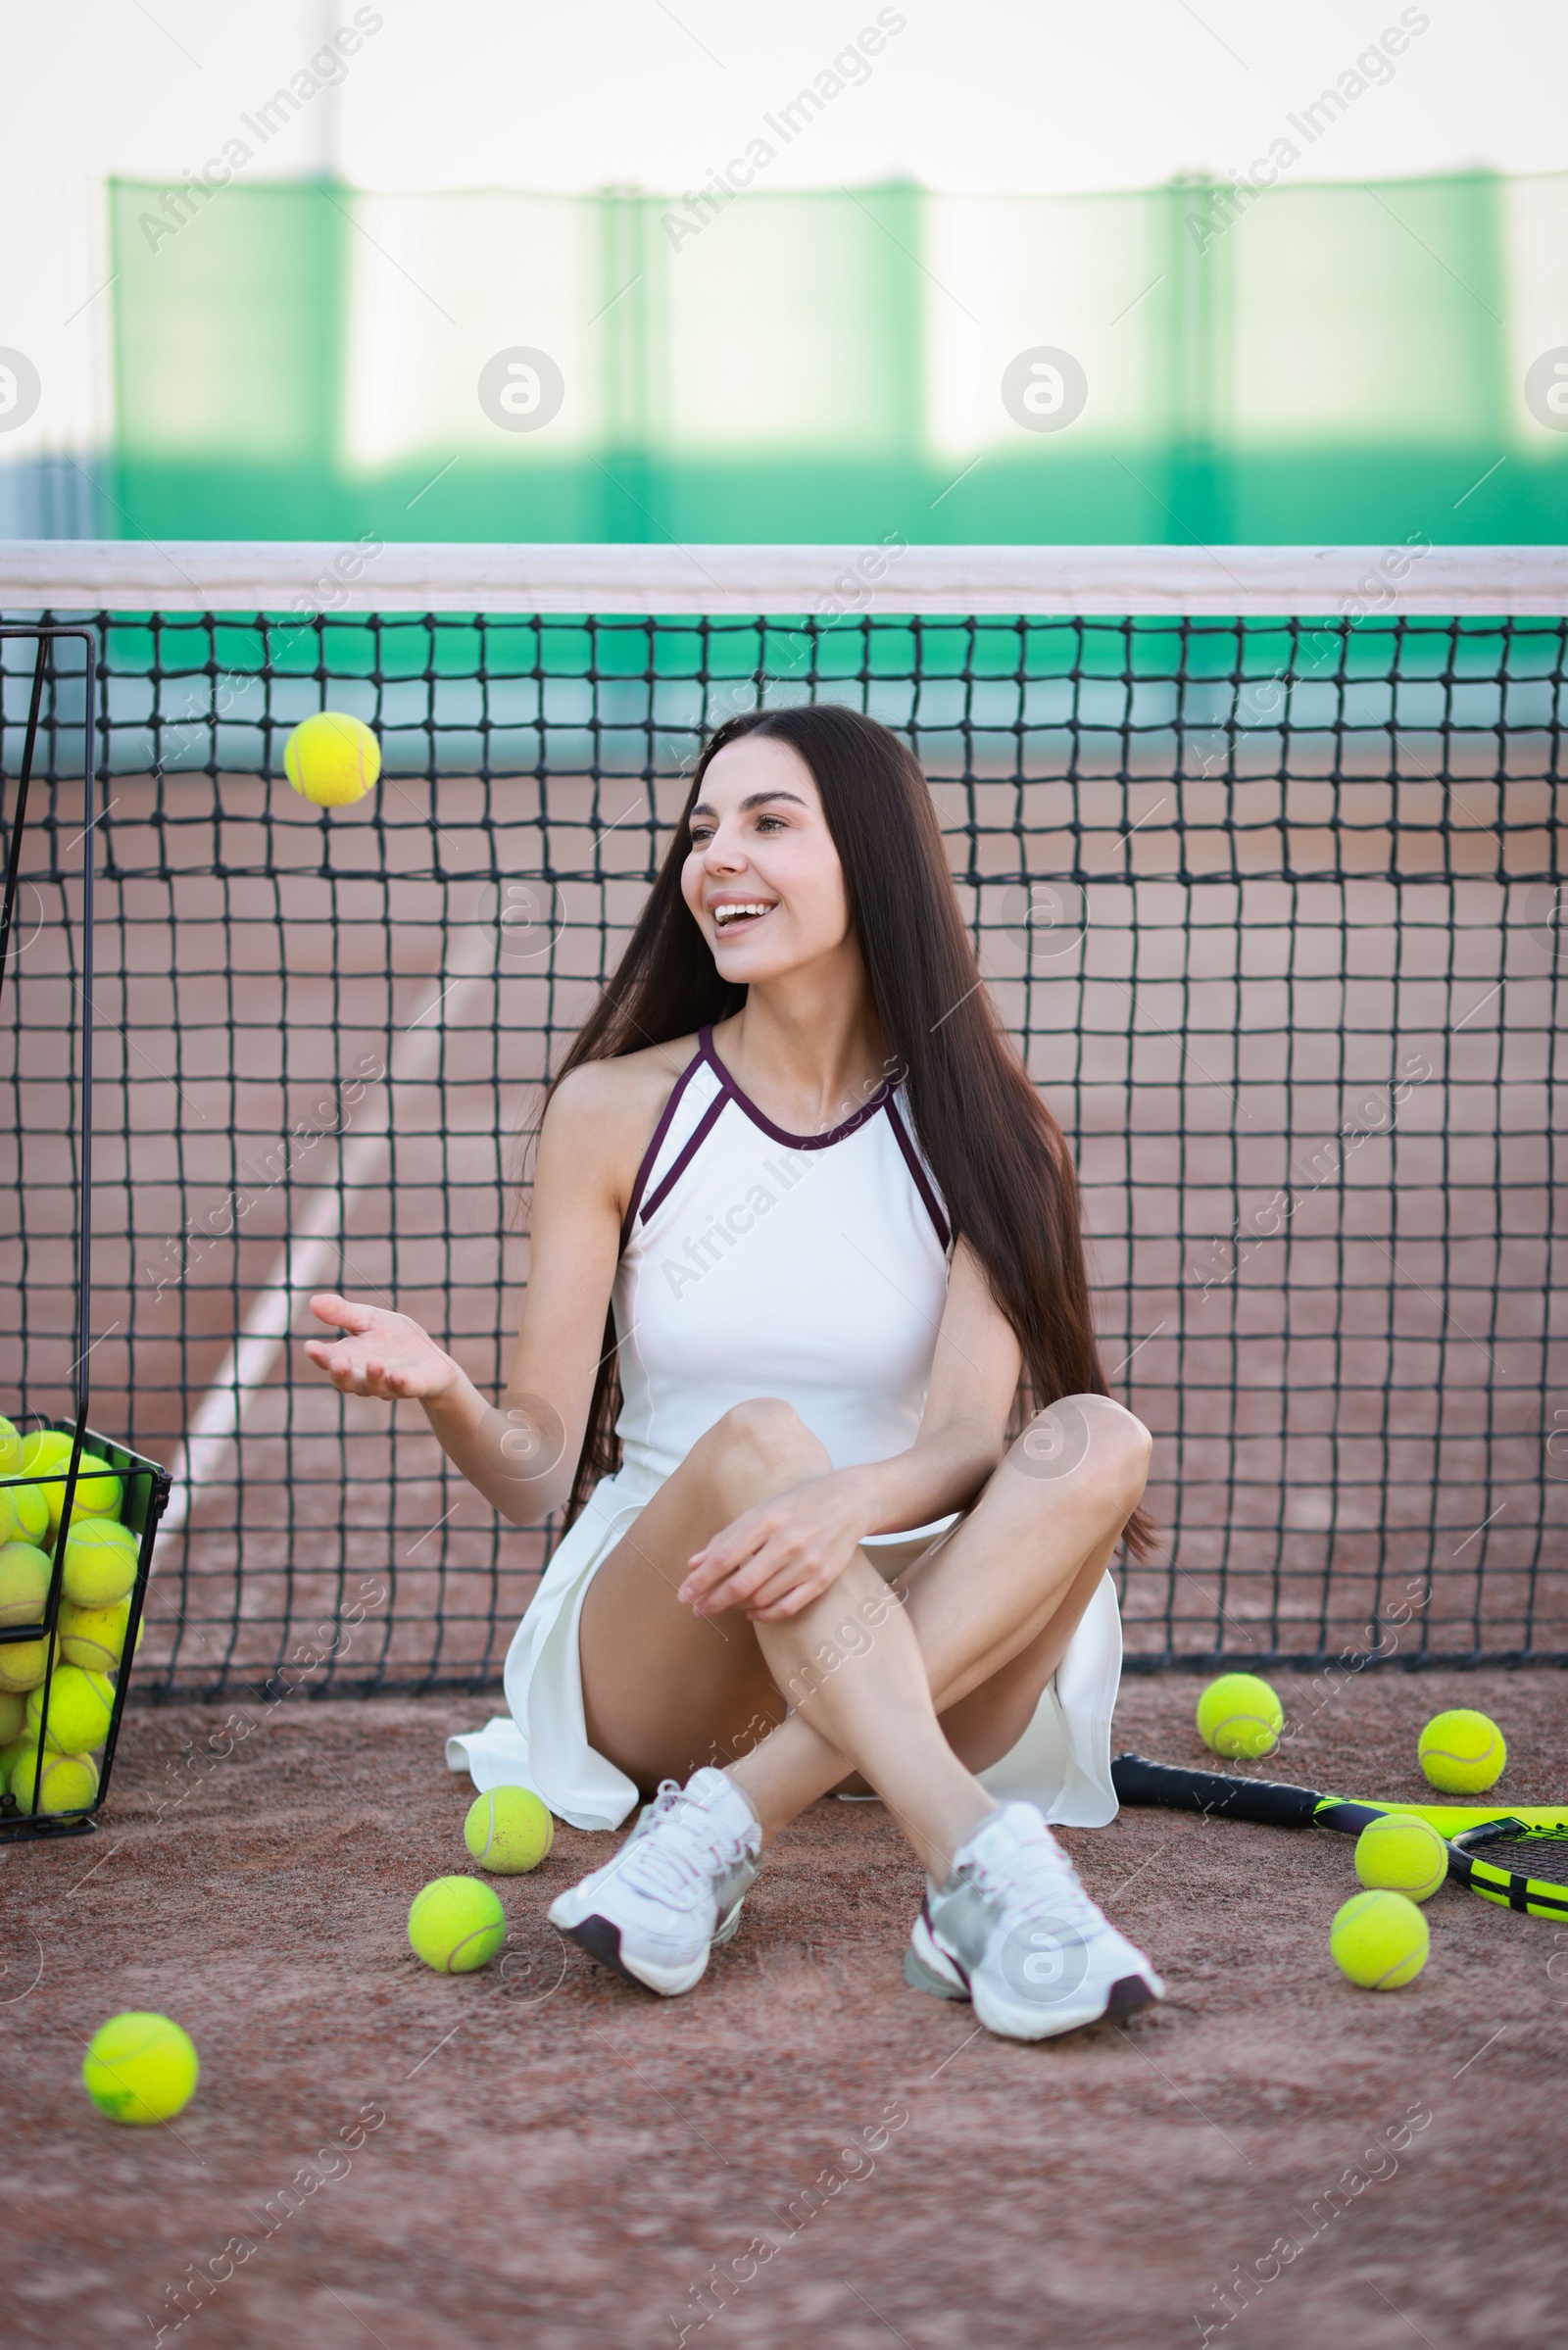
[1,604,1564,1694]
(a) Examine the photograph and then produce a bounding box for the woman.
[306,704,1161,2042]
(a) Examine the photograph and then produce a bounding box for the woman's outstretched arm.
[302,1050,681,1521]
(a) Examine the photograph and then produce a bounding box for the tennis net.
[2,543,1564,1692]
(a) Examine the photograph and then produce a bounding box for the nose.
[702,820,747,874]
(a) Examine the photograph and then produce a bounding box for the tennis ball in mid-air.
[284,711,381,808]
[408,1875,507,1973]
[1331,1888,1430,1989]
[61,1518,138,1609]
[0,1417,20,1476]
[10,1743,98,1816]
[0,1631,54,1693]
[1355,1813,1448,1903]
[1418,1708,1505,1794]
[0,1541,51,1628]
[465,1786,554,1875]
[1196,1672,1284,1759]
[59,1595,140,1674]
[26,1665,115,1754]
[83,2013,198,2125]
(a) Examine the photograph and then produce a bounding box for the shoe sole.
[549,1892,747,1997]
[905,1916,1164,2040]
[972,1968,1162,2041]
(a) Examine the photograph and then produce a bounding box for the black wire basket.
[0,1429,171,1838]
[0,622,170,1839]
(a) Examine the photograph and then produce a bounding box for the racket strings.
[1452,1825,1568,1917]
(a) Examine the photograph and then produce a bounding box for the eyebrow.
[688,790,810,819]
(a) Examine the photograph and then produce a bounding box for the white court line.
[153,919,503,1557]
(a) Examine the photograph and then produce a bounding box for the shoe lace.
[617,1781,750,1911]
[961,1827,1103,1935]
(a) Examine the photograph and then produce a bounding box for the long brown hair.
[547,704,1151,1558]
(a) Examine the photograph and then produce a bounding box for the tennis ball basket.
[0,624,172,1841]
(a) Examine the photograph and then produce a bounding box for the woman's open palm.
[304,1292,458,1402]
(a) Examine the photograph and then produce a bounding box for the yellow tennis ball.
[4,1482,50,1546]
[464,1786,554,1875]
[25,1665,115,1753]
[20,1431,74,1524]
[0,1630,55,1692]
[59,1594,140,1673]
[1418,1708,1505,1794]
[1331,1888,1430,1989]
[1355,1813,1448,1902]
[0,1735,30,1790]
[284,711,381,808]
[19,1428,73,1478]
[10,1743,98,1816]
[83,2012,198,2125]
[57,1451,122,1527]
[36,1449,120,1537]
[0,1417,20,1476]
[408,1875,506,1973]
[61,1518,138,1609]
[1196,1672,1284,1759]
[0,1541,51,1628]
[0,1689,25,1744]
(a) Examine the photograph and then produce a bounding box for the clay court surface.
[0,1668,1560,2349]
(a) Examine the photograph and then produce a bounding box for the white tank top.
[611,1027,953,1493]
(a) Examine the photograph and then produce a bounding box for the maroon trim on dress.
[618,1046,706,1252]
[638,1085,728,1229]
[884,1095,952,1253]
[698,1024,895,1151]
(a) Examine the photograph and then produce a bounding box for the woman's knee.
[1007,1392,1151,1508]
[699,1396,829,1508]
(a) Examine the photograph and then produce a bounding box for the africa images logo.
[0,349,41,433]
[997,1913,1092,2008]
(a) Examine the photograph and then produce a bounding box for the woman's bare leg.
[729,1397,1148,1874]
[819,1515,1123,1792]
[579,1393,1151,1880]
[577,1398,837,1787]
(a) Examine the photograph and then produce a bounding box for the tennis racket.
[1112,1752,1568,1920]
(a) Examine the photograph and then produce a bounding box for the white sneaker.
[904,1802,1164,2041]
[548,1768,761,1995]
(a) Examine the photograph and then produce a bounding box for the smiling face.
[680,733,856,985]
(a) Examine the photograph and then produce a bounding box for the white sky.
[10,0,1568,192]
[3,0,1566,457]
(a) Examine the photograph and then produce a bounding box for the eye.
[688,821,714,847]
[754,813,786,833]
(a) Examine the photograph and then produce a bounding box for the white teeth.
[713,903,773,926]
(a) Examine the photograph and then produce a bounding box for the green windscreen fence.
[108,171,1568,545]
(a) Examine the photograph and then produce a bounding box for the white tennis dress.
[447,1028,1122,1831]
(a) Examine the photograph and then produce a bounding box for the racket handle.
[1112,1752,1324,1828]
